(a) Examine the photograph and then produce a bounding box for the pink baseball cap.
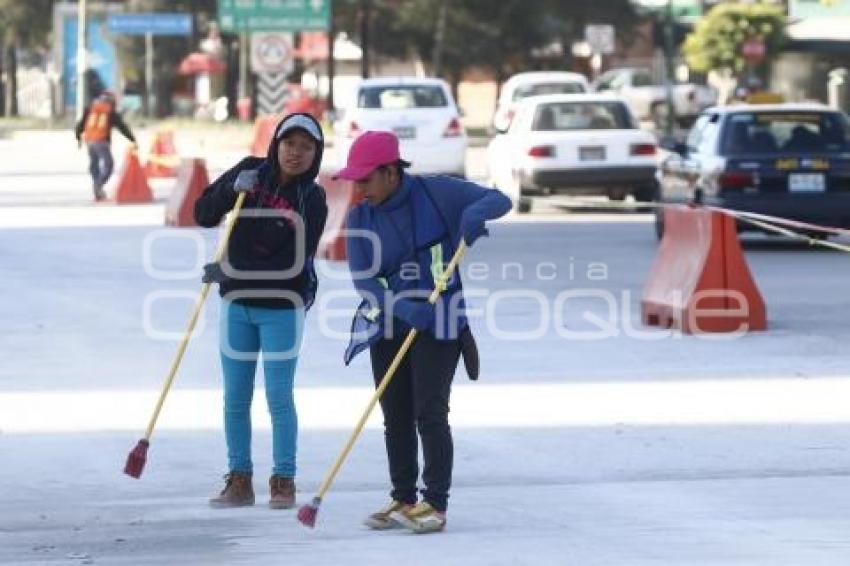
[333,130,410,181]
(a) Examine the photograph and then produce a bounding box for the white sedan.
[487,94,659,213]
[332,77,467,176]
[492,71,588,133]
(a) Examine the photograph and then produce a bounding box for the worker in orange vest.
[74,90,136,201]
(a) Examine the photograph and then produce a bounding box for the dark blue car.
[657,103,850,238]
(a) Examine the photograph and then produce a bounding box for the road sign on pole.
[741,37,766,64]
[218,0,330,32]
[107,14,192,117]
[250,32,295,75]
[585,24,615,55]
[107,13,192,36]
[257,72,289,115]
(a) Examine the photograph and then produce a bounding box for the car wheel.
[517,196,533,214]
[633,184,656,203]
[654,207,665,241]
[634,184,658,213]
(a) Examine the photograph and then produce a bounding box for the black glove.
[202,262,229,284]
[234,170,258,193]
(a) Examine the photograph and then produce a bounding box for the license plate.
[788,173,825,193]
[579,146,605,161]
[393,126,416,140]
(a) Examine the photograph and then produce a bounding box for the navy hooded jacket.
[194,113,328,309]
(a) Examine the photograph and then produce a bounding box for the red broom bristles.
[123,439,149,479]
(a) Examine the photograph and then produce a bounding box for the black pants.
[370,330,460,513]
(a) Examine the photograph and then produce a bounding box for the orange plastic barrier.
[250,114,281,157]
[317,172,361,261]
[144,128,179,177]
[111,147,153,204]
[641,206,767,333]
[165,158,210,227]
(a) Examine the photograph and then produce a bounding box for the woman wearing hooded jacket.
[194,113,328,509]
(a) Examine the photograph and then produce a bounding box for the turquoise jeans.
[219,300,304,477]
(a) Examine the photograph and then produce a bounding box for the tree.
[332,0,638,95]
[0,0,55,117]
[682,2,786,81]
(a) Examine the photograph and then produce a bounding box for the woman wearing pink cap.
[337,130,511,533]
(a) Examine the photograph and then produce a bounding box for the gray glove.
[234,169,258,193]
[202,262,228,284]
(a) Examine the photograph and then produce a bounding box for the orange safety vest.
[82,100,113,142]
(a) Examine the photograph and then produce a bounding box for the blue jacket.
[344,173,511,362]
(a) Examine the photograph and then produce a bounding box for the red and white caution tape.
[552,197,850,254]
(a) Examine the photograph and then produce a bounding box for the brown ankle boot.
[209,472,255,508]
[269,475,295,509]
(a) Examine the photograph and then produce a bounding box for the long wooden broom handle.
[314,240,468,500]
[143,192,248,440]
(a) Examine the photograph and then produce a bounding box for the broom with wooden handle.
[124,190,248,479]
[297,241,467,528]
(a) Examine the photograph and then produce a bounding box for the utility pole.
[239,32,248,103]
[327,2,336,111]
[0,41,5,117]
[432,0,447,76]
[76,0,87,119]
[359,0,370,78]
[662,0,677,137]
[144,32,153,117]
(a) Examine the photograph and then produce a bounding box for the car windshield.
[531,101,633,131]
[512,82,585,101]
[721,111,850,155]
[357,85,448,109]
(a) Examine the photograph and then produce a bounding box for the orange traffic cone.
[144,128,179,177]
[112,146,154,204]
[250,114,281,157]
[165,158,210,227]
[641,206,766,333]
[317,173,363,261]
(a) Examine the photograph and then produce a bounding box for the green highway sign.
[671,0,701,19]
[635,0,703,20]
[218,0,330,32]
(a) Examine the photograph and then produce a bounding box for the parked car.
[332,77,466,176]
[656,103,850,238]
[487,93,659,213]
[592,67,717,127]
[492,71,589,133]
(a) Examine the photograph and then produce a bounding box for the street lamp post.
[662,0,678,137]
